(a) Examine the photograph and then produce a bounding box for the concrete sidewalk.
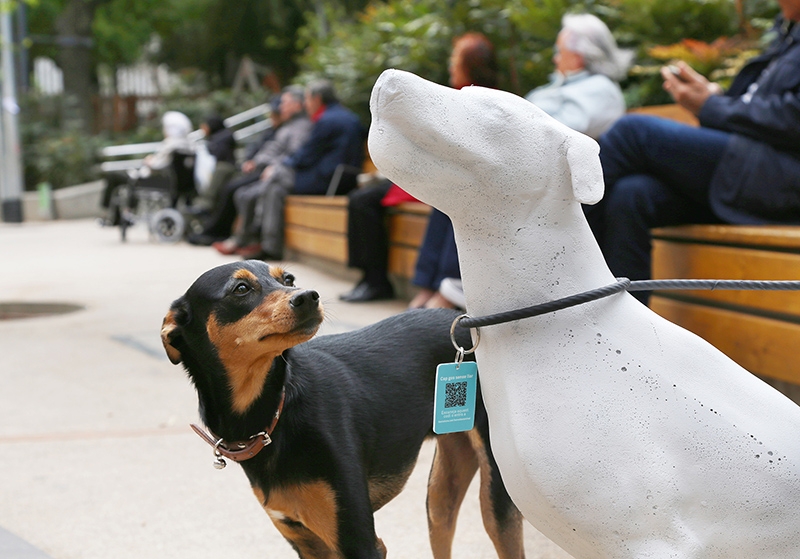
[0,219,572,559]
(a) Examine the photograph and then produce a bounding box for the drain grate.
[0,301,85,320]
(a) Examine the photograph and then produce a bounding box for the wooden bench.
[650,225,800,396]
[625,106,800,395]
[284,194,430,283]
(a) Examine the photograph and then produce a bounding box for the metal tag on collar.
[252,431,272,446]
[213,438,227,470]
[433,314,481,435]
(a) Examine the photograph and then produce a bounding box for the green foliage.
[20,95,108,191]
[296,0,781,120]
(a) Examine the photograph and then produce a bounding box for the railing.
[99,103,271,172]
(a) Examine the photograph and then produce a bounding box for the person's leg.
[597,174,720,304]
[341,180,395,301]
[410,208,452,307]
[347,181,392,274]
[233,182,267,246]
[584,115,731,300]
[599,115,730,203]
[422,214,462,309]
[192,170,262,242]
[256,173,295,260]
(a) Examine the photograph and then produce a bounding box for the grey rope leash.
[456,278,800,330]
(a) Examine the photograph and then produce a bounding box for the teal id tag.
[433,362,478,434]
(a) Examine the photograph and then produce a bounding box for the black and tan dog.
[161,260,523,559]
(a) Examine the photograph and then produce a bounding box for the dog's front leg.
[331,464,386,559]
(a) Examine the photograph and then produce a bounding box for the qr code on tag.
[444,382,468,408]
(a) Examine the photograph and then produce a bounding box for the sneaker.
[438,278,466,309]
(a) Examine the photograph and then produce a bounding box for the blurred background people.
[585,0,800,304]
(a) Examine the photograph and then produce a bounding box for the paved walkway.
[0,219,573,559]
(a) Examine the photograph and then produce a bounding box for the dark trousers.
[200,169,263,238]
[584,114,730,301]
[413,208,460,291]
[346,180,393,278]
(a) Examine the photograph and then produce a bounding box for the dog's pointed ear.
[161,298,190,365]
[566,135,604,205]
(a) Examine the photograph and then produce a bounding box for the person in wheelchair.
[100,111,195,226]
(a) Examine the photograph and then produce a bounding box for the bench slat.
[652,239,800,317]
[388,212,429,247]
[653,225,800,250]
[285,225,348,262]
[285,200,348,234]
[651,296,800,385]
[388,246,421,279]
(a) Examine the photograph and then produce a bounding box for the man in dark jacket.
[250,79,364,260]
[585,0,800,303]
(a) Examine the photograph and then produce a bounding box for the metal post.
[1,3,23,223]
[16,1,28,93]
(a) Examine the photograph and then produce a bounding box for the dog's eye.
[283,274,295,287]
[233,282,251,296]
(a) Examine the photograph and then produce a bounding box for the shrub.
[295,0,780,119]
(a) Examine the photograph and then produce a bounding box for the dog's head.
[368,69,603,223]
[161,260,323,414]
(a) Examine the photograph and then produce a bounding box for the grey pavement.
[0,218,573,559]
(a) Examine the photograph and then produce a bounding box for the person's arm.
[255,118,312,168]
[699,86,800,152]
[284,117,336,170]
[660,61,723,116]
[662,60,800,152]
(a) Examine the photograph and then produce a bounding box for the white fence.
[33,56,181,98]
[33,57,63,95]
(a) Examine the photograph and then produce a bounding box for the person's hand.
[241,160,255,174]
[660,61,723,116]
[260,165,274,181]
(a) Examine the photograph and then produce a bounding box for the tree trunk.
[54,0,105,132]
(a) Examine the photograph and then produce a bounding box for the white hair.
[161,111,193,140]
[560,13,634,82]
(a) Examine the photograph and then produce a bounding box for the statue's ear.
[566,136,604,205]
[161,298,190,365]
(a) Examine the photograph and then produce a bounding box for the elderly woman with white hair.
[525,13,633,139]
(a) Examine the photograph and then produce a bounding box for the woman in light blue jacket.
[526,14,633,139]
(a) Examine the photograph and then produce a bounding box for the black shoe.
[340,282,394,302]
[187,232,225,246]
[339,281,367,301]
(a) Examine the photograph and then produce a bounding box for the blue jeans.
[584,115,731,301]
[413,209,460,290]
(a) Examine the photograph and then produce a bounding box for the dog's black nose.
[289,290,320,309]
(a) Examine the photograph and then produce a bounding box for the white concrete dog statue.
[368,69,800,559]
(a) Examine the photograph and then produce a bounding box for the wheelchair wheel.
[150,208,185,243]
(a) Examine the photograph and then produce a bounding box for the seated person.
[187,94,284,245]
[210,86,313,256]
[341,32,498,304]
[584,0,800,304]
[100,111,194,225]
[241,79,364,261]
[338,178,418,302]
[409,18,630,309]
[526,13,632,139]
[191,114,238,213]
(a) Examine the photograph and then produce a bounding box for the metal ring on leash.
[450,314,481,366]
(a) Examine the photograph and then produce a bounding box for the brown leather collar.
[191,387,286,469]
